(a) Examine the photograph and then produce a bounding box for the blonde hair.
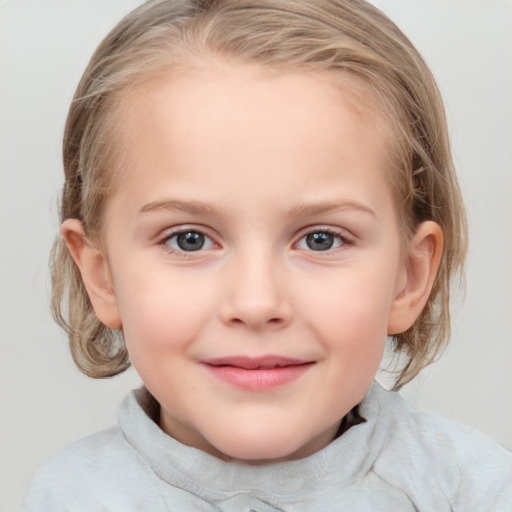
[51,0,467,388]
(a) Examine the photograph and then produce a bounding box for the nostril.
[230,317,281,325]
[227,315,286,329]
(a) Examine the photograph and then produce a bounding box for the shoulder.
[369,384,512,510]
[19,425,158,511]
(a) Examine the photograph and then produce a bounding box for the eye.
[164,230,216,252]
[296,230,346,251]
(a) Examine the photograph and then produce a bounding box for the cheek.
[298,262,397,387]
[114,272,211,359]
[302,265,397,338]
[116,280,207,397]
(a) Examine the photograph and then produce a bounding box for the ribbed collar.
[118,382,391,500]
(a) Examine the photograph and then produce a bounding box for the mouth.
[203,355,311,369]
[200,355,315,390]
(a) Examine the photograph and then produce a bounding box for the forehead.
[105,61,395,215]
[112,58,388,137]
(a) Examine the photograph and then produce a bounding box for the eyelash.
[158,226,354,256]
[159,227,217,257]
[295,227,353,254]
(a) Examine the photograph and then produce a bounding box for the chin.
[210,432,311,464]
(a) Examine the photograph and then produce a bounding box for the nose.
[218,251,292,331]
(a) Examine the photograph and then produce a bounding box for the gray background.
[1,1,511,510]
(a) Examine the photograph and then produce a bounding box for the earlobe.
[387,221,443,335]
[61,219,122,329]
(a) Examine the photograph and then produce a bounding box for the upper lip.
[201,355,313,370]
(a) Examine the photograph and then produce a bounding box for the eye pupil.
[306,232,334,251]
[177,232,205,251]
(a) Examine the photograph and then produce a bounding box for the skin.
[63,61,442,464]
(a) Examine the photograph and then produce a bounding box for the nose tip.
[227,309,290,330]
[218,259,292,331]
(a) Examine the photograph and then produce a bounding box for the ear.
[388,221,443,335]
[61,219,122,329]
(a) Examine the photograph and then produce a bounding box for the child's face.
[98,62,409,462]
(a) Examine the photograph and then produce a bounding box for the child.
[20,0,512,510]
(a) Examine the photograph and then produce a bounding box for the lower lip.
[203,363,314,391]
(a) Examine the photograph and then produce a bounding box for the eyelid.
[293,225,355,251]
[156,224,354,255]
[158,225,220,253]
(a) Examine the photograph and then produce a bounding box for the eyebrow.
[139,200,221,216]
[138,199,377,218]
[287,201,377,218]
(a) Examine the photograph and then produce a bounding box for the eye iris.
[306,232,334,251]
[177,232,205,251]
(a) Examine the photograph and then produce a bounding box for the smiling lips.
[201,356,314,391]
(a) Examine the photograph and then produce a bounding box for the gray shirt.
[20,382,512,511]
